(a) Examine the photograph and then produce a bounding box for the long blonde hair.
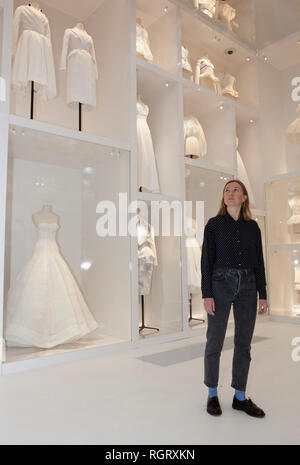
[216,179,252,221]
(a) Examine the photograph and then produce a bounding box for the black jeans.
[204,267,258,391]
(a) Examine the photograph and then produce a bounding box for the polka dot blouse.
[201,212,267,299]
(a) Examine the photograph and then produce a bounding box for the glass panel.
[269,249,300,317]
[4,125,131,362]
[266,177,300,246]
[138,202,183,338]
[185,164,234,327]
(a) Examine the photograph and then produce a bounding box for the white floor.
[0,319,299,445]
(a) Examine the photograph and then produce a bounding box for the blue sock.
[208,387,218,398]
[235,389,246,401]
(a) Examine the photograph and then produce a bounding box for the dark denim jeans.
[204,267,258,391]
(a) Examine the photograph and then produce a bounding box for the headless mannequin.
[186,218,204,325]
[28,3,41,118]
[32,205,59,227]
[75,22,86,32]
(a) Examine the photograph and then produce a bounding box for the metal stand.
[79,102,82,131]
[189,294,205,324]
[139,295,159,333]
[30,80,35,119]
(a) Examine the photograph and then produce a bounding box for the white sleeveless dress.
[137,100,160,193]
[5,222,98,349]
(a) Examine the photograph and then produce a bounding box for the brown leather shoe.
[232,396,265,418]
[207,396,222,416]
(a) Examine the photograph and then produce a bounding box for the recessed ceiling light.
[164,6,168,13]
[249,119,254,124]
[165,82,169,87]
[263,56,268,62]
[246,57,251,62]
[219,104,224,110]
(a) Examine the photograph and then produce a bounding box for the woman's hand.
[258,299,268,315]
[204,297,215,316]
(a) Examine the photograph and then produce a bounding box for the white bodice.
[197,0,216,17]
[136,100,149,119]
[13,5,50,53]
[36,222,59,243]
[218,71,239,97]
[60,27,98,73]
[137,217,157,265]
[184,116,202,138]
[288,192,300,224]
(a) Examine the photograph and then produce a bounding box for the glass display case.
[266,176,300,317]
[3,124,132,363]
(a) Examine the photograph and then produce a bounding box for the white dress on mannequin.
[5,219,99,349]
[186,224,202,295]
[236,137,256,208]
[288,192,300,224]
[286,104,300,145]
[182,45,193,73]
[195,56,221,93]
[136,22,153,63]
[12,4,56,99]
[184,116,207,158]
[215,1,236,31]
[60,26,98,109]
[217,71,239,99]
[136,99,160,193]
[138,216,158,295]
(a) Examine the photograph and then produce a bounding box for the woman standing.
[201,180,267,417]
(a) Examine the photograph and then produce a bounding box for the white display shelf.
[136,57,180,85]
[170,0,257,53]
[9,115,131,152]
[137,191,182,204]
[269,244,300,252]
[184,157,236,176]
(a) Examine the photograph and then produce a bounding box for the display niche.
[4,125,131,362]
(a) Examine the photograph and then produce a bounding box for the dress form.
[181,45,193,82]
[195,54,220,93]
[215,0,237,31]
[32,205,59,226]
[136,18,153,63]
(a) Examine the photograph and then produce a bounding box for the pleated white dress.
[5,222,99,349]
[138,217,158,296]
[184,116,207,158]
[12,5,56,99]
[60,27,98,109]
[137,100,160,193]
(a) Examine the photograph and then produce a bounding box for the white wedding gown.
[137,100,160,192]
[5,222,99,349]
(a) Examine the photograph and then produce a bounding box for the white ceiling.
[40,0,105,21]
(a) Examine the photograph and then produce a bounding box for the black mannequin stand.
[30,80,35,119]
[189,294,205,325]
[139,295,159,333]
[79,102,82,131]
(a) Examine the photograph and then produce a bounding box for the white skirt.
[137,116,160,193]
[12,29,56,100]
[66,49,97,109]
[5,235,99,349]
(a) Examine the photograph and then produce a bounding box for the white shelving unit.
[1,0,299,375]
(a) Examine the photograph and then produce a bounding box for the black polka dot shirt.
[201,212,267,300]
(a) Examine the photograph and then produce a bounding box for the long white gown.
[288,192,300,225]
[236,138,256,208]
[5,222,99,349]
[186,235,202,295]
[60,26,98,109]
[137,100,160,193]
[12,5,56,99]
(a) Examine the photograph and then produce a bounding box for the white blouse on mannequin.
[12,4,56,99]
[60,25,98,109]
[215,1,236,31]
[218,71,239,99]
